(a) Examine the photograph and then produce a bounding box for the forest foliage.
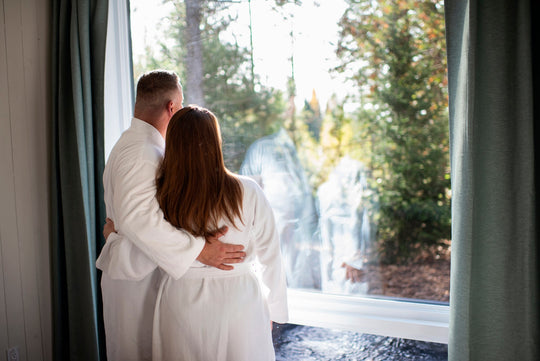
[133,0,450,264]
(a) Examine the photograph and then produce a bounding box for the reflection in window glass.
[130,0,450,303]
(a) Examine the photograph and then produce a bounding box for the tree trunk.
[184,0,204,106]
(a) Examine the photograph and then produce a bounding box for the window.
[117,0,450,346]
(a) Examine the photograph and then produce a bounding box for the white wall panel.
[0,0,51,359]
[0,0,12,353]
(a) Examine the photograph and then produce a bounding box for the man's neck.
[134,112,167,139]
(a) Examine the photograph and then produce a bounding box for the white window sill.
[287,289,449,344]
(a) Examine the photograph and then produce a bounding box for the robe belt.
[181,262,252,279]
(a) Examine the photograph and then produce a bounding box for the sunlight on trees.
[336,0,449,263]
[132,0,449,268]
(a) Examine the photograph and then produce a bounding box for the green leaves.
[336,0,450,263]
[137,0,287,172]
[134,0,451,264]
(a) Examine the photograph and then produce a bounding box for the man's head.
[134,70,183,133]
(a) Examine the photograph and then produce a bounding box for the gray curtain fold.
[445,0,539,360]
[51,0,108,360]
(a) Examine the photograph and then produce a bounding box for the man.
[96,70,245,361]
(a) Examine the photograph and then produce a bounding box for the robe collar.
[130,117,166,150]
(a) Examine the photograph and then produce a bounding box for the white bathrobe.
[152,176,288,361]
[96,118,205,361]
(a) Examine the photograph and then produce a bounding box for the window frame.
[107,0,450,347]
[288,289,449,344]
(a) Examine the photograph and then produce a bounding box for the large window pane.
[129,0,450,305]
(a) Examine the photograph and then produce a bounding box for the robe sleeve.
[96,231,157,280]
[101,159,204,280]
[250,181,289,323]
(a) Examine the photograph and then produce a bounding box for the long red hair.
[156,105,243,237]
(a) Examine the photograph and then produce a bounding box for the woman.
[152,105,288,361]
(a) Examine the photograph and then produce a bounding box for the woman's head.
[164,105,224,177]
[156,105,243,236]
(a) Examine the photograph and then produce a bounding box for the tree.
[184,0,204,105]
[336,0,450,263]
[300,89,323,140]
[139,0,287,171]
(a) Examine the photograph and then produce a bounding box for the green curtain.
[445,0,539,360]
[51,0,108,360]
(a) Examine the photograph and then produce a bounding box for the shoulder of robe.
[111,135,164,169]
[139,141,164,164]
[237,175,266,205]
[237,175,260,192]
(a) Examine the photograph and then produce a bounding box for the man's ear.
[167,100,175,116]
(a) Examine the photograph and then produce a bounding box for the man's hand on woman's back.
[197,226,246,270]
[101,219,245,270]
